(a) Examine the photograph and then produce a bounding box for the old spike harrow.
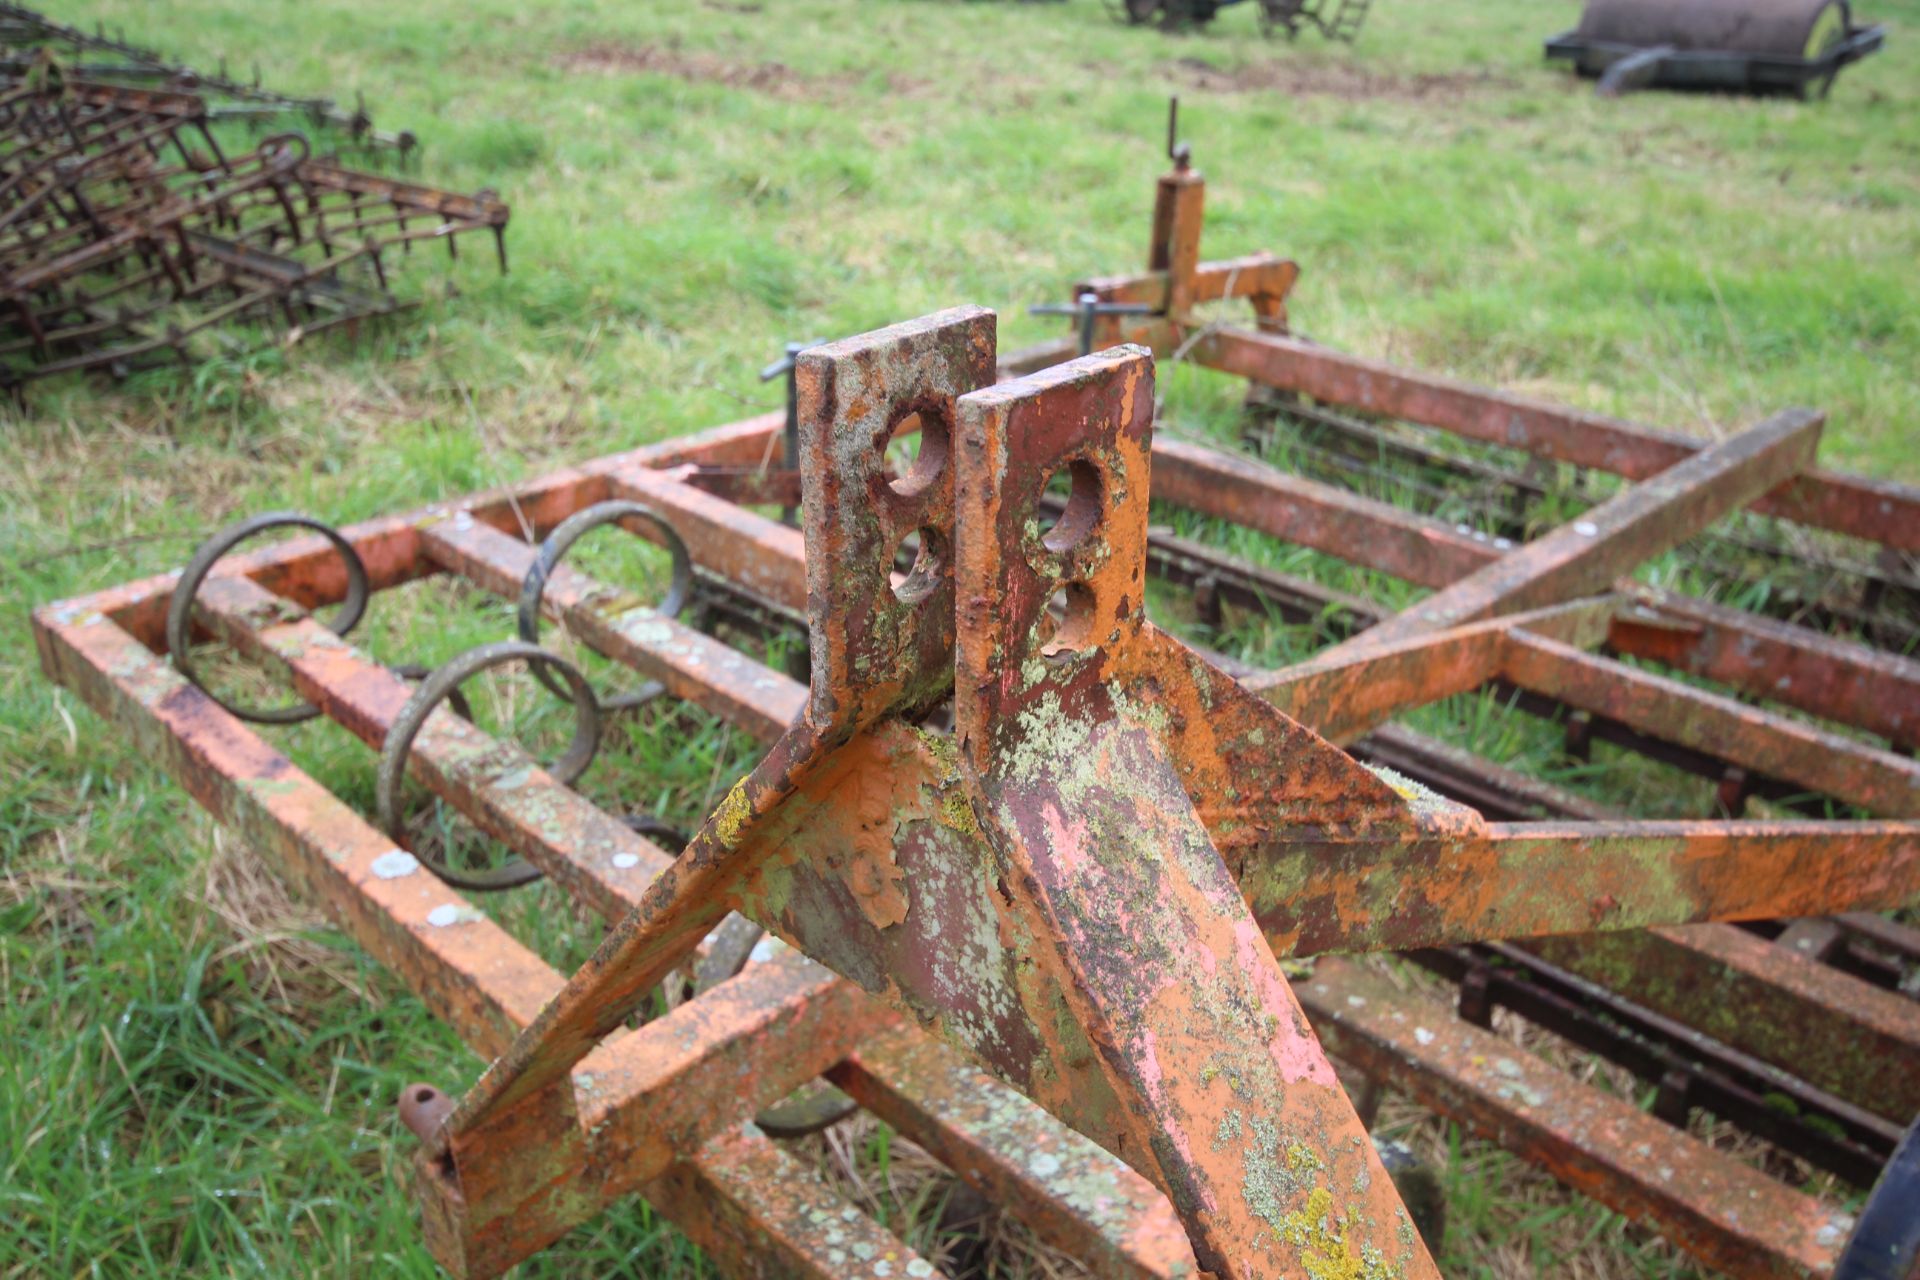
[33,272,1920,1274]
[0,3,418,154]
[1,61,505,386]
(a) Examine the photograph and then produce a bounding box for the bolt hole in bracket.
[881,406,950,501]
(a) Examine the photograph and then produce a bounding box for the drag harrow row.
[0,2,418,154]
[2,58,505,386]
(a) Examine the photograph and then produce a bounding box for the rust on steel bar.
[419,516,804,744]
[1242,819,1920,959]
[643,1125,947,1280]
[1147,153,1206,318]
[1078,252,1298,324]
[33,606,553,1055]
[1522,925,1920,1125]
[417,949,899,1277]
[1332,406,1824,650]
[1183,325,1920,553]
[1298,959,1856,1279]
[1,57,510,386]
[1505,630,1920,815]
[1151,436,1491,588]
[1610,592,1920,750]
[833,1026,1199,1279]
[1249,599,1614,743]
[183,572,677,916]
[612,464,809,613]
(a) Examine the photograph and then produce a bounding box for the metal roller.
[1577,0,1851,59]
[1546,0,1884,98]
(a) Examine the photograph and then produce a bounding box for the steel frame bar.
[1297,959,1858,1280]
[1411,940,1903,1186]
[1181,325,1920,554]
[1328,406,1824,649]
[1521,924,1920,1124]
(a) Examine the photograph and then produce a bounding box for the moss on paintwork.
[1003,691,1093,789]
[1274,1187,1410,1280]
[709,775,755,847]
[1236,1117,1412,1280]
[1286,1142,1324,1176]
[1109,686,1172,739]
[1360,762,1453,825]
[913,724,960,774]
[937,787,980,838]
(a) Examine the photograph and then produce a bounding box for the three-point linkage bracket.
[949,346,1442,1276]
[423,307,1447,1278]
[408,305,1920,1278]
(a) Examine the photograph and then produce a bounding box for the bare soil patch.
[1166,55,1511,101]
[557,42,819,101]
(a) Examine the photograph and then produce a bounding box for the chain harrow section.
[1,32,505,387]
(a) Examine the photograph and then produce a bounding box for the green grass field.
[4,0,1918,1275]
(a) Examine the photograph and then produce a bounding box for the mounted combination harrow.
[34,142,1920,1279]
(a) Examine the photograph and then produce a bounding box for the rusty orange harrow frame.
[34,147,1920,1280]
